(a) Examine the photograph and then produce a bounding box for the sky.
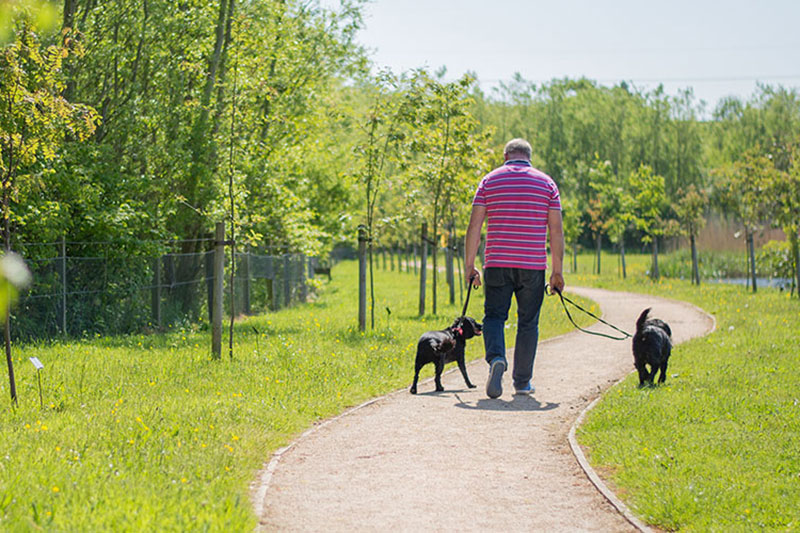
[340,0,800,111]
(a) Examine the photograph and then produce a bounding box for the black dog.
[410,316,482,394]
[632,308,673,386]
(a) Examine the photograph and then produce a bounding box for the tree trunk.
[620,240,627,279]
[691,233,700,285]
[2,188,15,404]
[651,238,660,280]
[446,227,455,305]
[792,231,800,298]
[369,243,375,329]
[595,233,602,275]
[572,246,578,273]
[358,227,367,331]
[747,230,757,293]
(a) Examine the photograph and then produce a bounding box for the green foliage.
[0,20,98,227]
[587,156,633,245]
[672,184,707,239]
[0,0,58,44]
[405,71,493,234]
[628,164,667,243]
[758,240,795,281]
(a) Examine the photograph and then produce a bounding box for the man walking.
[464,138,565,398]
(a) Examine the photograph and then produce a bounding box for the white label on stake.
[29,357,44,370]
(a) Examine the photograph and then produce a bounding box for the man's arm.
[548,208,565,293]
[464,204,486,287]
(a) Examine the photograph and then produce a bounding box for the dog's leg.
[646,365,658,385]
[658,360,669,384]
[434,358,445,392]
[457,357,476,388]
[635,363,648,387]
[410,359,423,394]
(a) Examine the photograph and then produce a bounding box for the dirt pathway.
[252,287,715,532]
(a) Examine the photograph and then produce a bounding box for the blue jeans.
[482,267,545,388]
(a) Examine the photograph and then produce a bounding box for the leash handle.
[546,284,632,341]
[461,275,477,318]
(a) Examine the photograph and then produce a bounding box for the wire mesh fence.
[11,237,321,342]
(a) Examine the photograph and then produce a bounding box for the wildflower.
[52,486,60,493]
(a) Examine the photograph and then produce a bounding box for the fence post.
[419,222,428,316]
[358,226,368,331]
[242,249,251,315]
[205,247,214,322]
[212,222,224,359]
[59,236,67,336]
[283,254,291,307]
[300,256,308,302]
[152,257,162,327]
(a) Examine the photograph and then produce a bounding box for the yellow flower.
[52,486,60,493]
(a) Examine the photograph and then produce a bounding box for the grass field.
[0,258,593,531]
[571,252,800,531]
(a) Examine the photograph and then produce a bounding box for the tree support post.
[212,222,225,359]
[152,257,162,327]
[419,222,428,316]
[358,226,368,331]
[60,236,67,335]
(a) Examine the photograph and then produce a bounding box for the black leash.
[461,275,478,318]
[546,285,632,341]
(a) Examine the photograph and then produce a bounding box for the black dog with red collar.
[410,316,483,394]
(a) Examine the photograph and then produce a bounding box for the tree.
[586,157,615,275]
[353,70,408,328]
[712,152,777,292]
[673,184,707,285]
[406,71,490,315]
[0,19,97,400]
[629,164,667,280]
[769,151,800,297]
[560,196,583,273]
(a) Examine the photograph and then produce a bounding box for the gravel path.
[252,287,715,532]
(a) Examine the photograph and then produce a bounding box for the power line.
[469,74,800,86]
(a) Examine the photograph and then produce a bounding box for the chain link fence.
[11,237,322,341]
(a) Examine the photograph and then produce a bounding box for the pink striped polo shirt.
[472,160,561,270]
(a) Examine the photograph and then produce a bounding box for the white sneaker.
[514,383,535,395]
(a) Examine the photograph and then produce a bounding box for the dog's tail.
[636,308,651,332]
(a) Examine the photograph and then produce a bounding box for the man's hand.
[466,266,481,288]
[549,271,565,294]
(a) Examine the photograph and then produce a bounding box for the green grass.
[570,252,800,531]
[0,259,592,531]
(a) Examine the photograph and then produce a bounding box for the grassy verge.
[0,259,591,531]
[571,252,800,531]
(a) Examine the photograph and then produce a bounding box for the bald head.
[503,138,532,161]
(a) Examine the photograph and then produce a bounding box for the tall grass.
[571,252,800,531]
[0,259,591,531]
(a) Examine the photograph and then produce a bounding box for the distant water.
[708,277,794,290]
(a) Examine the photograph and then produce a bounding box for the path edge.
[566,296,717,533]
